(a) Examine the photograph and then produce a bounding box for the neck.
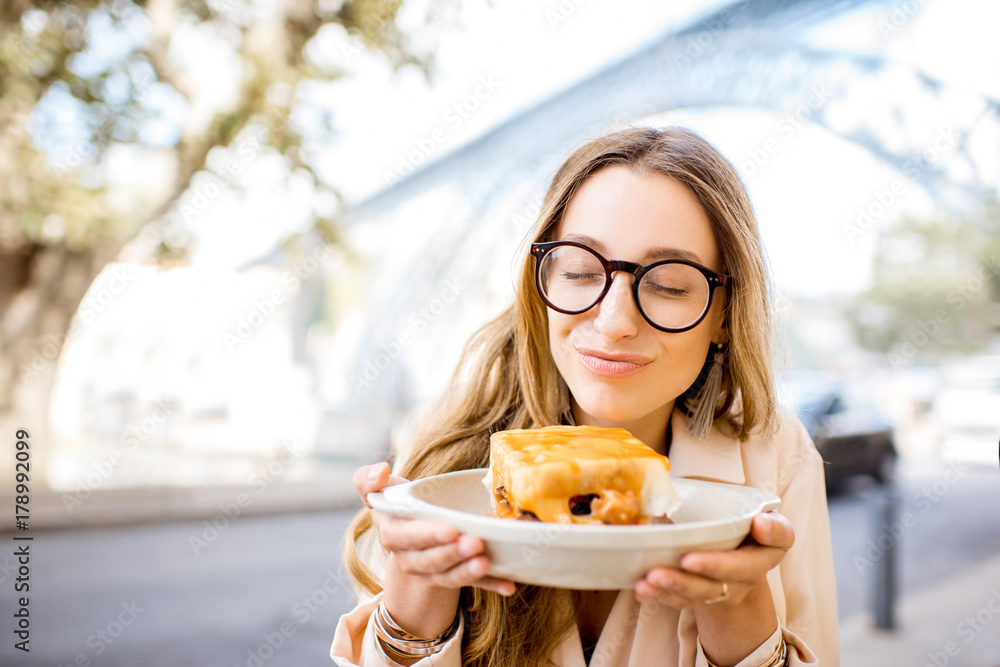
[570,400,675,455]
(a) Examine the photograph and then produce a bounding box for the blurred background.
[1,0,999,665]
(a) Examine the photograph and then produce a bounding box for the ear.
[711,307,729,345]
[710,287,730,346]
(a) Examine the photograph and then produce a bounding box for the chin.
[571,391,657,425]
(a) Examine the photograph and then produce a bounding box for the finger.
[678,513,794,580]
[430,555,516,596]
[354,462,411,507]
[374,514,460,552]
[679,543,786,583]
[472,575,517,597]
[637,567,737,606]
[394,535,485,576]
[353,462,387,505]
[635,570,697,607]
[388,535,516,597]
[749,512,795,550]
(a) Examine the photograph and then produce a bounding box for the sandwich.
[482,425,681,524]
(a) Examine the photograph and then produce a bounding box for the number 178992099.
[15,430,29,530]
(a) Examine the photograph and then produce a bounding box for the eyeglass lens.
[538,245,711,329]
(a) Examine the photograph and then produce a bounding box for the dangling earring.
[685,343,727,441]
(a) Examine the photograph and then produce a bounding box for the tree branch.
[145,0,195,99]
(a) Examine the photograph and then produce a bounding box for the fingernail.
[681,556,701,572]
[436,527,454,543]
[367,464,382,483]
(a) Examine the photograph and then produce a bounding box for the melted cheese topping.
[481,425,680,524]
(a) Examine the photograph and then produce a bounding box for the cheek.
[653,320,720,398]
[658,338,710,391]
[545,308,719,417]
[546,312,577,367]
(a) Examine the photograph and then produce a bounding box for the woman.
[331,127,838,666]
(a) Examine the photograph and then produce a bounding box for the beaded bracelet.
[373,601,461,662]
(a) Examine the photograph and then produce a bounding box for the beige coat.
[330,406,839,666]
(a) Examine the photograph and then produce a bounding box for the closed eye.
[645,282,688,297]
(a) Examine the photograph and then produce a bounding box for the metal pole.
[872,482,898,630]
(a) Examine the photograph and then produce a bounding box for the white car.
[932,356,1000,465]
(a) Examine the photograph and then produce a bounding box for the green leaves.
[845,200,1000,362]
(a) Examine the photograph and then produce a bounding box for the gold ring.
[705,582,729,605]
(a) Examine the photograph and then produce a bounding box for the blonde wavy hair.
[342,126,776,666]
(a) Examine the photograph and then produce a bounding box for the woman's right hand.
[354,461,516,598]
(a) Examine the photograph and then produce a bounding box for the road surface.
[1,464,997,666]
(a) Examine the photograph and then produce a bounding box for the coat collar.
[667,409,745,485]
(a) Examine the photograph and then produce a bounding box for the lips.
[575,347,652,378]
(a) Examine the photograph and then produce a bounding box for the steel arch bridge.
[339,0,1000,410]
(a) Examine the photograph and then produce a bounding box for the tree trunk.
[0,242,107,490]
[0,0,408,495]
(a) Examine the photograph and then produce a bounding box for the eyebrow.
[561,233,705,264]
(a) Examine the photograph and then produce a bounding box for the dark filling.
[494,484,604,521]
[494,484,537,520]
[496,484,509,503]
[569,493,600,516]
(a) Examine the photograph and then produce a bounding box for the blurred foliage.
[0,0,442,413]
[846,198,1000,366]
[0,0,433,256]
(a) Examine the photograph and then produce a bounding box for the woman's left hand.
[634,511,794,608]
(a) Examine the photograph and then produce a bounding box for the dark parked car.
[786,376,897,494]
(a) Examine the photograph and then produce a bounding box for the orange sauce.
[486,425,672,524]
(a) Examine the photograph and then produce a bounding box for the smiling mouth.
[575,348,652,378]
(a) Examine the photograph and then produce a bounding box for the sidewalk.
[8,457,364,530]
[840,552,1000,667]
[837,433,1000,667]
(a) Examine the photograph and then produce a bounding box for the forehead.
[556,166,722,271]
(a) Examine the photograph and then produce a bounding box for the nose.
[591,272,642,340]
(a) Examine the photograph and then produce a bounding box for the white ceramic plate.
[367,468,780,590]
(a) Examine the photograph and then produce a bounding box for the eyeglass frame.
[530,240,731,333]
